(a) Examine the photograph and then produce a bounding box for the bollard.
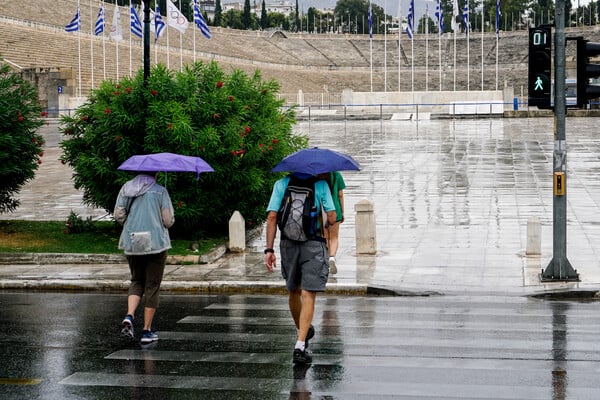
[228,211,245,253]
[526,216,541,256]
[355,199,377,254]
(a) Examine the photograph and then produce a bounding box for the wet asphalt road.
[1,292,600,399]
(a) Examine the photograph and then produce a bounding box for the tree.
[0,63,45,214]
[295,0,300,31]
[335,0,384,35]
[222,9,243,29]
[60,62,306,237]
[242,0,252,29]
[268,12,290,30]
[307,7,315,33]
[260,0,268,29]
[214,0,222,26]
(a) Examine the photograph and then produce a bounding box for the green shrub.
[60,62,305,237]
[0,62,45,214]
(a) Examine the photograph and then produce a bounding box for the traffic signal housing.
[528,26,552,109]
[576,38,600,108]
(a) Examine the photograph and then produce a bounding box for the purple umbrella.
[271,147,360,175]
[118,152,214,180]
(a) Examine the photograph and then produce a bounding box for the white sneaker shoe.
[329,257,337,275]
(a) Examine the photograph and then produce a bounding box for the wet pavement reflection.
[2,292,600,399]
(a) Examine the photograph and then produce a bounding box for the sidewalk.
[2,119,600,297]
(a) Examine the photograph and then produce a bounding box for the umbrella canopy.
[271,147,360,175]
[118,152,214,180]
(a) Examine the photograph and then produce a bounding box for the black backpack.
[277,176,321,242]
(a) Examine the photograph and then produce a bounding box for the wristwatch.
[264,248,274,254]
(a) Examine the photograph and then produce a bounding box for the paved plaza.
[3,117,600,296]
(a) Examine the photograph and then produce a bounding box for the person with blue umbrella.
[266,147,359,364]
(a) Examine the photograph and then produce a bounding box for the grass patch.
[0,220,225,256]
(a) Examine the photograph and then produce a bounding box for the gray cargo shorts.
[280,239,329,292]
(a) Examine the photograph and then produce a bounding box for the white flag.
[110,5,123,42]
[451,0,459,32]
[166,0,189,33]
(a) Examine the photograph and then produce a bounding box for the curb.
[0,278,369,296]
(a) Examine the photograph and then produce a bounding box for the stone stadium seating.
[2,0,600,104]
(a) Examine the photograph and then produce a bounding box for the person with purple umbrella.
[113,171,175,344]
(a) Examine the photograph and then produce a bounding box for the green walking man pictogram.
[535,76,544,91]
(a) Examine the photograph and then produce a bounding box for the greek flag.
[95,5,105,35]
[462,0,469,35]
[154,6,166,42]
[368,1,372,39]
[130,4,143,38]
[406,0,414,39]
[495,0,501,35]
[435,0,444,35]
[194,1,212,39]
[65,9,80,32]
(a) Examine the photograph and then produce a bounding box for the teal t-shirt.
[329,171,346,221]
[267,176,335,214]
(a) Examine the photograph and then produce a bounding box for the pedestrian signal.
[576,37,600,108]
[528,26,552,109]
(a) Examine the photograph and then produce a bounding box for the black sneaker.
[293,348,312,364]
[305,325,315,350]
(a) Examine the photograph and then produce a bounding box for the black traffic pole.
[143,0,151,86]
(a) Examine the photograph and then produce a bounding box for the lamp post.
[143,0,150,85]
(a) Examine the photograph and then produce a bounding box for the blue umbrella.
[118,152,214,180]
[271,147,360,175]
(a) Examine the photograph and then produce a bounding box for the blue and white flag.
[194,0,212,39]
[65,9,80,32]
[130,3,143,38]
[495,0,501,35]
[462,0,469,35]
[95,4,105,35]
[406,0,414,39]
[435,0,444,35]
[153,6,166,42]
[368,1,372,39]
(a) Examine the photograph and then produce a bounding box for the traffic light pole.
[541,0,579,282]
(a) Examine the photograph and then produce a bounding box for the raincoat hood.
[121,174,157,198]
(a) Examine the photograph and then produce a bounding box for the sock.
[295,340,305,351]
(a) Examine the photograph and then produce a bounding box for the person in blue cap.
[264,172,336,364]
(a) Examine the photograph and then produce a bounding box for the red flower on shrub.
[216,81,223,88]
[269,145,273,151]
[114,91,121,96]
[81,115,88,121]
[41,111,48,117]
[228,96,234,101]
[244,126,251,133]
[125,87,133,94]
[168,123,173,130]
[150,89,158,96]
[272,139,279,144]
[17,115,24,122]
[115,135,122,142]
[37,159,42,164]
[115,84,121,89]
[39,151,44,157]
[104,108,111,115]
[213,113,220,119]
[176,201,184,208]
[61,160,66,165]
[32,137,37,143]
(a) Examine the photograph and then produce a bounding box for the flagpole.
[77,0,82,97]
[102,0,106,80]
[129,1,132,76]
[167,20,170,69]
[90,0,95,89]
[384,0,387,92]
[481,2,484,91]
[369,0,373,92]
[193,3,197,62]
[179,0,184,70]
[398,0,401,91]
[495,0,500,90]
[425,4,429,92]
